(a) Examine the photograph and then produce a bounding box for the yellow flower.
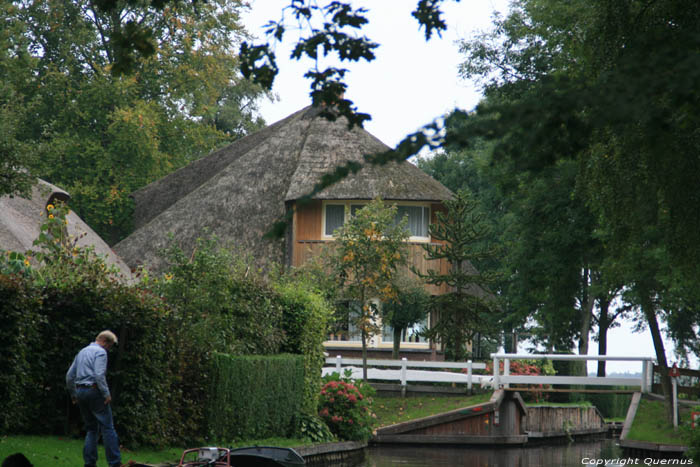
[164,273,173,281]
[47,204,54,211]
[24,259,30,266]
[48,214,54,219]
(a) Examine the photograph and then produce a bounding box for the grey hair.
[96,330,118,345]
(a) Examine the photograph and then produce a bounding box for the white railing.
[323,355,487,390]
[490,353,656,392]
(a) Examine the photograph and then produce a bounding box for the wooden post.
[504,358,510,389]
[641,360,649,393]
[673,377,678,429]
[400,358,408,397]
[467,360,473,392]
[493,356,500,389]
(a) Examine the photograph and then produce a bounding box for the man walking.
[66,330,122,467]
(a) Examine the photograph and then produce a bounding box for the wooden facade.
[291,200,452,295]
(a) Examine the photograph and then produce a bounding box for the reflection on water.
[362,439,622,467]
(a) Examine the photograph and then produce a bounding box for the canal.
[360,438,622,466]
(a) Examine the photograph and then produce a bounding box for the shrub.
[318,372,377,441]
[274,275,332,415]
[207,353,304,442]
[152,235,285,356]
[295,414,336,443]
[483,359,554,402]
[0,274,43,433]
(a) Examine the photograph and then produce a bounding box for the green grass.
[625,398,691,446]
[373,392,493,427]
[0,435,310,467]
[0,435,183,466]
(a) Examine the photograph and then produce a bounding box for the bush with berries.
[318,372,377,441]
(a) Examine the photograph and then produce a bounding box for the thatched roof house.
[0,179,133,280]
[114,106,453,272]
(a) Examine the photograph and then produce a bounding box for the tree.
[414,190,500,361]
[381,274,430,359]
[1,0,265,242]
[328,199,408,380]
[454,0,700,417]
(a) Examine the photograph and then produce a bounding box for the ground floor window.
[327,301,429,345]
[327,301,362,342]
[381,315,429,343]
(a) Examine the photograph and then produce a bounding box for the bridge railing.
[490,353,656,392]
[323,356,488,390]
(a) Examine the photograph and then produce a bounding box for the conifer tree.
[415,189,500,361]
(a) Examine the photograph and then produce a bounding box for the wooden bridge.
[490,353,656,393]
[368,353,657,446]
[373,389,608,445]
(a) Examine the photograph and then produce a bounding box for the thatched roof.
[0,179,133,280]
[114,106,454,272]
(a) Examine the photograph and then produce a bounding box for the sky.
[240,1,678,374]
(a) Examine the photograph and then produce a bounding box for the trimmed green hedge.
[207,353,304,442]
[0,275,43,434]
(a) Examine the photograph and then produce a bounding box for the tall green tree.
[455,0,700,415]
[414,190,500,361]
[328,199,408,380]
[1,0,265,242]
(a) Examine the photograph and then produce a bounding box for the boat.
[229,446,305,467]
[174,446,305,467]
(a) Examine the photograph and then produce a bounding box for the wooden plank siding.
[406,412,493,436]
[291,200,452,295]
[524,406,605,436]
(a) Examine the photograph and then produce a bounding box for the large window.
[323,201,430,241]
[396,205,429,238]
[327,301,363,342]
[381,316,429,344]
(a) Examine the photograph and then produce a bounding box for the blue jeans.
[76,387,121,467]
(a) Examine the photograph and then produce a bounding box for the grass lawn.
[625,398,692,446]
[0,435,309,467]
[373,391,493,427]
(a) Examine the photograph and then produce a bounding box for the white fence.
[322,353,658,393]
[322,356,487,390]
[490,353,656,392]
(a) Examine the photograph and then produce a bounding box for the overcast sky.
[241,0,677,374]
[241,0,510,146]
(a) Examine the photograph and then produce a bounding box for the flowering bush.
[318,373,377,440]
[483,359,555,402]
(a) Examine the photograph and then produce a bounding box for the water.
[361,439,623,467]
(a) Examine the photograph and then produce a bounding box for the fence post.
[401,358,408,397]
[504,357,510,389]
[336,355,342,373]
[641,360,649,393]
[493,356,500,389]
[467,360,473,392]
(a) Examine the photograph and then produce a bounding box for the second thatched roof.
[0,179,133,281]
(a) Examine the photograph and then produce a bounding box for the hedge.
[276,280,332,415]
[207,353,304,442]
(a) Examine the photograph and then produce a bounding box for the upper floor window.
[322,201,430,241]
